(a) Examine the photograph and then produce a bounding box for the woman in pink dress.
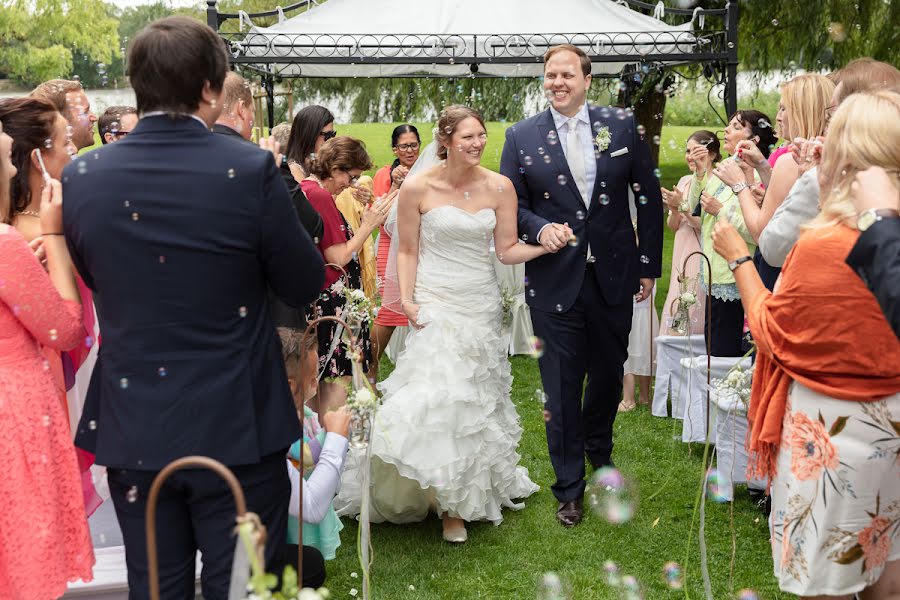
[659,130,717,335]
[0,120,94,599]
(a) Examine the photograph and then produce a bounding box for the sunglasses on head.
[320,130,337,141]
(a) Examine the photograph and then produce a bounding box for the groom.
[500,44,663,527]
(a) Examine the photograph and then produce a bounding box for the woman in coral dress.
[0,123,94,599]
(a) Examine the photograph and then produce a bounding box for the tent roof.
[226,0,710,78]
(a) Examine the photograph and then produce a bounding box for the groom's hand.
[538,223,571,253]
[635,278,655,303]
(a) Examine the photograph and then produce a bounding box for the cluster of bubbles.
[586,467,638,524]
[601,561,643,599]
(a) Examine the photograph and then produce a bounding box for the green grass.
[309,124,787,599]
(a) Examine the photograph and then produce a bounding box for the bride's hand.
[402,300,424,329]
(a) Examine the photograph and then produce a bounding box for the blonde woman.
[712,90,900,599]
[715,74,835,289]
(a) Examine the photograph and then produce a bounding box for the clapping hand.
[660,186,684,211]
[258,136,283,168]
[699,191,723,216]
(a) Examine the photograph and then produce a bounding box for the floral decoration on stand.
[346,384,381,449]
[710,347,756,410]
[669,274,698,335]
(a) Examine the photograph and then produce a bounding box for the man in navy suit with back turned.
[62,17,325,598]
[501,44,663,527]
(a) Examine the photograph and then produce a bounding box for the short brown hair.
[308,136,373,180]
[544,44,592,78]
[128,16,228,114]
[221,71,253,115]
[435,105,486,160]
[0,98,60,222]
[30,79,83,114]
[98,106,137,143]
[832,58,900,105]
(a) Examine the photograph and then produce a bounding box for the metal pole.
[264,74,276,130]
[206,0,218,31]
[724,0,739,117]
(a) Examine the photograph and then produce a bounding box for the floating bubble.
[615,108,628,120]
[575,210,585,220]
[533,388,548,404]
[543,409,552,422]
[528,289,536,298]
[537,572,568,600]
[639,255,650,264]
[96,62,107,75]
[602,560,621,587]
[636,124,646,136]
[599,107,611,119]
[157,367,167,378]
[757,118,771,129]
[88,419,97,430]
[600,181,607,188]
[547,130,558,145]
[662,562,684,589]
[638,195,648,205]
[652,135,661,145]
[524,155,533,166]
[84,335,94,348]
[706,468,728,502]
[555,304,563,312]
[736,590,759,600]
[567,235,579,247]
[131,212,139,221]
[77,161,87,175]
[519,167,526,174]
[543,154,552,164]
[528,336,545,358]
[587,467,638,524]
[771,18,779,26]
[42,415,51,427]
[48,328,58,341]
[599,194,610,205]
[543,192,550,199]
[119,377,129,389]
[620,575,642,599]
[653,168,662,178]
[43,139,53,149]
[239,306,248,318]
[158,255,166,264]
[537,146,545,155]
[227,168,235,178]
[126,486,138,503]
[557,174,567,186]
[632,183,641,192]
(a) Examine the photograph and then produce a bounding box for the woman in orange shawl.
[712,90,900,599]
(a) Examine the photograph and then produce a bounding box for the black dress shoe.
[588,457,615,471]
[556,499,583,528]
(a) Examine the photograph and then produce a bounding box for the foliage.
[0,0,119,87]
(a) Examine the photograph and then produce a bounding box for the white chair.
[652,335,706,418]
[713,386,768,502]
[679,355,751,443]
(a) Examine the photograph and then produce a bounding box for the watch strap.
[728,255,753,271]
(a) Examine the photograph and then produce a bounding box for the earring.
[209,97,218,108]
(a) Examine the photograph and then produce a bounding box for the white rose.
[350,289,367,300]
[353,388,375,405]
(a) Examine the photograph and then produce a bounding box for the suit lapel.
[536,109,585,209]
[587,105,611,217]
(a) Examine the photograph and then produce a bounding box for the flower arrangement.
[594,127,611,152]
[711,362,754,409]
[499,286,515,328]
[346,377,382,449]
[669,275,699,335]
[336,284,374,333]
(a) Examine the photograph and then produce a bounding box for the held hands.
[711,220,751,262]
[258,136,283,168]
[321,405,352,438]
[850,166,900,213]
[538,222,575,253]
[699,191,723,216]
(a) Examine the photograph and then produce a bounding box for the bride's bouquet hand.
[402,300,424,329]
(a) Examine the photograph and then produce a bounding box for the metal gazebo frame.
[206,0,739,129]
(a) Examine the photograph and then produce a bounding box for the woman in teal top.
[288,407,344,559]
[687,110,777,356]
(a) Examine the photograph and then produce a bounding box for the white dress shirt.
[550,103,597,207]
[288,431,349,524]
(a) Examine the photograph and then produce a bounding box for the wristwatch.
[730,182,749,194]
[728,255,752,271]
[857,208,899,232]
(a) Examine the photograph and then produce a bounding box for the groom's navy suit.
[63,115,325,598]
[501,106,662,502]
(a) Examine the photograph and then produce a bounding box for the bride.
[340,105,572,543]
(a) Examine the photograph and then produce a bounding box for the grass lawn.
[312,124,787,599]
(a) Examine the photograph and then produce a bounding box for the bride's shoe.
[442,516,467,543]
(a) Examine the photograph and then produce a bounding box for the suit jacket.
[846,218,900,340]
[501,106,663,312]
[63,115,325,470]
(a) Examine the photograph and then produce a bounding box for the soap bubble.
[43,138,53,149]
[736,590,760,600]
[543,192,550,199]
[567,235,579,247]
[575,210,585,220]
[524,155,533,166]
[662,562,684,589]
[49,328,58,341]
[131,212,139,221]
[587,467,637,524]
[602,560,621,586]
[771,18,779,26]
[557,174,567,186]
[547,130,558,145]
[527,336,545,358]
[239,306,248,318]
[157,367,167,378]
[636,124,646,136]
[652,135,661,145]
[119,377,129,389]
[653,168,662,178]
[96,62,107,75]
[632,183,641,192]
[638,195,648,205]
[88,419,97,430]
[536,572,568,600]
[555,304,563,312]
[639,255,650,264]
[126,485,138,503]
[599,194,610,205]
[227,168,235,178]
[706,468,728,503]
[533,388,548,404]
[543,154,552,164]
[600,107,611,119]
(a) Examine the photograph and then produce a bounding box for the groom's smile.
[543,49,592,117]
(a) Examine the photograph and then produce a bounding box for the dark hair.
[286,105,335,173]
[435,105,486,160]
[128,16,228,114]
[730,109,778,158]
[544,44,592,78]
[98,106,137,143]
[308,136,373,181]
[0,97,60,221]
[391,124,420,147]
[687,130,722,164]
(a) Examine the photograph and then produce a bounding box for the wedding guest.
[370,125,420,375]
[62,17,325,597]
[285,105,335,180]
[687,110,776,356]
[212,71,254,140]
[30,79,97,151]
[278,328,344,567]
[271,122,291,154]
[334,175,378,300]
[712,90,900,599]
[621,281,659,411]
[715,74,834,290]
[98,106,138,144]
[0,120,94,599]
[302,136,388,411]
[758,58,900,268]
[660,130,715,334]
[846,167,900,340]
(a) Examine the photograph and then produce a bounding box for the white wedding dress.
[336,204,538,524]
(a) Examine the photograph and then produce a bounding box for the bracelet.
[400,299,414,306]
[42,232,65,236]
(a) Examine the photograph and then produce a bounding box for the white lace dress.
[337,205,538,524]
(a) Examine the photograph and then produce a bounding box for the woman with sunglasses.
[301,136,395,411]
[285,105,338,182]
[370,124,421,379]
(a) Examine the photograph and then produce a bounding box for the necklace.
[18,210,40,218]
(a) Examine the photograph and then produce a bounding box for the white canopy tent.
[226,0,701,78]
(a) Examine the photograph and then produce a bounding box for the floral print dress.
[770,381,900,596]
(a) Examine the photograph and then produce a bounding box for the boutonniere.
[594,127,611,152]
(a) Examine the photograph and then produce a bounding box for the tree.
[0,0,119,87]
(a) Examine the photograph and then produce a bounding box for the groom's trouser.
[108,449,289,600]
[531,269,633,503]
